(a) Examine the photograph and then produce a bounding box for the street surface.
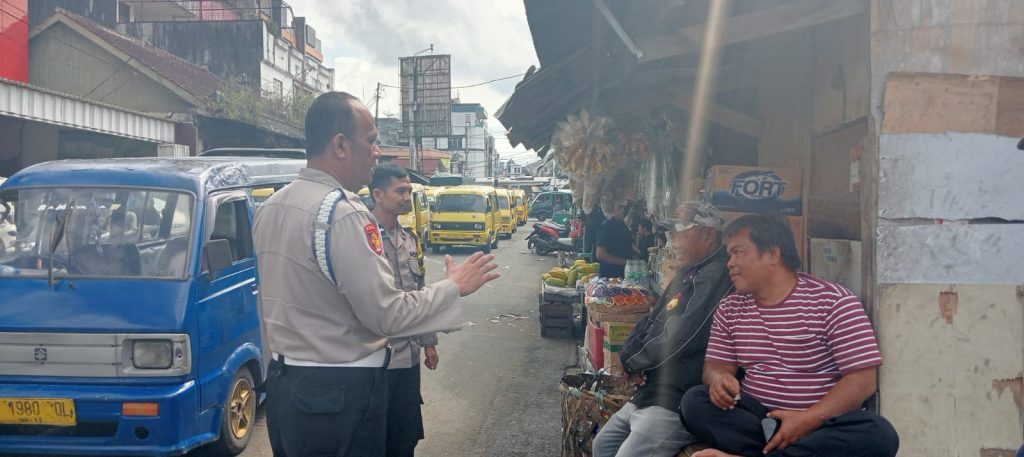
[225,226,578,457]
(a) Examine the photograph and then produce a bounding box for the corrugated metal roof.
[380,147,453,160]
[56,9,223,104]
[0,79,176,143]
[524,0,591,67]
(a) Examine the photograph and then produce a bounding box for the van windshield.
[435,194,486,213]
[498,196,511,210]
[0,187,194,279]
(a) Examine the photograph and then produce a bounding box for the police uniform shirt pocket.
[291,384,346,414]
[407,259,424,279]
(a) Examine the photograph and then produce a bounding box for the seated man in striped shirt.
[680,214,899,457]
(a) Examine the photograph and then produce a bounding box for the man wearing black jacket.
[593,201,733,457]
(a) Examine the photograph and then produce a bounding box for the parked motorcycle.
[526,221,578,255]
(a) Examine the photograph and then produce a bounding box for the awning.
[498,0,866,156]
[0,79,176,143]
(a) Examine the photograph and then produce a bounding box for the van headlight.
[119,334,191,376]
[474,223,485,230]
[133,340,174,369]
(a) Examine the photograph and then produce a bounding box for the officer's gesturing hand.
[445,252,500,296]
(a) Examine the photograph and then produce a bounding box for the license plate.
[0,398,77,426]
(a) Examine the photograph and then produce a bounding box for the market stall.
[500,0,1024,455]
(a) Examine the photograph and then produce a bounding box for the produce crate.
[539,280,584,339]
[559,372,632,457]
[558,370,710,456]
[540,314,574,329]
[541,283,580,304]
[539,300,574,319]
[542,326,575,339]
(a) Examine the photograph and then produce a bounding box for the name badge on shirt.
[365,223,384,256]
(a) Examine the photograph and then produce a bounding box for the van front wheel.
[209,366,256,455]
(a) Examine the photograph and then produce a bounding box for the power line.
[378,71,526,91]
[451,73,526,89]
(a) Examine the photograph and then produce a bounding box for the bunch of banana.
[543,261,600,288]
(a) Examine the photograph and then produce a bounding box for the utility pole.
[409,45,435,173]
[464,120,470,177]
[409,59,418,172]
[493,150,499,188]
[373,82,381,127]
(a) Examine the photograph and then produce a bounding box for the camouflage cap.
[657,200,726,232]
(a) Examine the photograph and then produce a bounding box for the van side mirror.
[204,239,234,272]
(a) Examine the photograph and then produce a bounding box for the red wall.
[0,0,29,82]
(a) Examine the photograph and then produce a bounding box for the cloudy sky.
[285,0,541,164]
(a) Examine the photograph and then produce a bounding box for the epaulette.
[313,189,346,284]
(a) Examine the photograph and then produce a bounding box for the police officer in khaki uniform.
[369,163,436,457]
[253,92,499,457]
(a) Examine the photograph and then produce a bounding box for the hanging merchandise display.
[551,110,650,214]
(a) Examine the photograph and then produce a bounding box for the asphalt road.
[0,225,576,457]
[227,225,577,457]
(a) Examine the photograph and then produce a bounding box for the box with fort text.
[707,165,803,216]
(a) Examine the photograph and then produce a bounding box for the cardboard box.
[586,318,604,369]
[809,238,862,296]
[601,321,637,344]
[707,165,803,215]
[882,73,1024,137]
[723,212,806,269]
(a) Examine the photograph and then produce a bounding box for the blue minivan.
[0,157,303,455]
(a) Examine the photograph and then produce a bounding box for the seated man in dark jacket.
[592,201,734,457]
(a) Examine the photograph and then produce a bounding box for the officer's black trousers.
[385,364,425,457]
[266,360,388,457]
[680,385,900,457]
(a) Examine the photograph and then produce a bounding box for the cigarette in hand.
[733,394,741,402]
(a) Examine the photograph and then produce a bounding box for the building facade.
[116,0,333,98]
[449,103,495,178]
[29,1,333,101]
[1,4,180,176]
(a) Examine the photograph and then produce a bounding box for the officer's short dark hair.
[723,213,801,271]
[305,91,360,158]
[369,162,409,193]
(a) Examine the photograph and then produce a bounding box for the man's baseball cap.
[657,200,726,232]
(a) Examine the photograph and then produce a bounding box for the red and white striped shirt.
[706,273,883,411]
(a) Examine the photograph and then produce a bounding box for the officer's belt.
[272,347,390,368]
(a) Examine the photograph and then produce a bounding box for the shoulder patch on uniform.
[365,223,384,256]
